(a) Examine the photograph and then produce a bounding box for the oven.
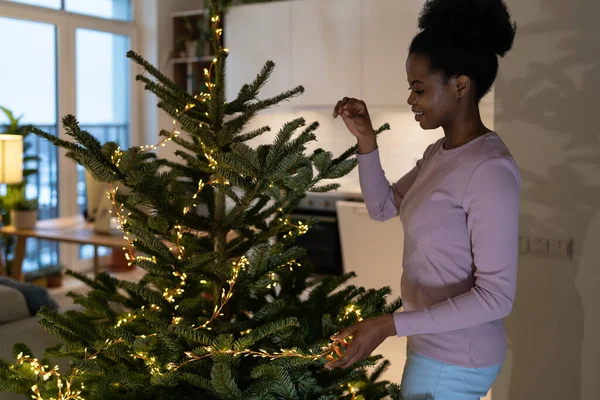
[283,192,363,276]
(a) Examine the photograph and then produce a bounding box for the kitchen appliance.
[284,191,362,276]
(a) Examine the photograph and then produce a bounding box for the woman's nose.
[407,91,415,106]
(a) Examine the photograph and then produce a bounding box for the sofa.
[0,279,60,400]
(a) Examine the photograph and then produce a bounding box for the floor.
[47,266,146,310]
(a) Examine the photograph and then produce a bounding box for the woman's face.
[405,53,458,130]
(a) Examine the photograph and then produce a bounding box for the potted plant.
[25,263,63,288]
[181,17,210,58]
[2,184,38,229]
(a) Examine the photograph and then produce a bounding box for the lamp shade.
[0,134,23,184]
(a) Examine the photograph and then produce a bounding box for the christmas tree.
[0,1,414,398]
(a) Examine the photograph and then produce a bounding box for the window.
[8,0,132,21]
[66,0,132,21]
[0,16,59,271]
[7,0,61,10]
[76,28,131,260]
[0,0,138,273]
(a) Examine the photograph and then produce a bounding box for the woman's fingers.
[333,345,344,358]
[333,97,353,118]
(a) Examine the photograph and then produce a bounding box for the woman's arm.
[358,144,430,222]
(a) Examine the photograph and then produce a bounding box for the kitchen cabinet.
[336,200,407,384]
[361,0,424,107]
[224,0,496,113]
[224,1,293,102]
[290,0,362,107]
[336,200,404,296]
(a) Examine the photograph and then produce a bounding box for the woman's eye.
[408,87,424,95]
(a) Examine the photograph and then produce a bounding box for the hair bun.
[417,0,517,57]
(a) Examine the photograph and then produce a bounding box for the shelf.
[171,56,215,64]
[171,8,209,18]
[172,4,222,94]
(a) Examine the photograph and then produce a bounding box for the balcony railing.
[1,123,129,273]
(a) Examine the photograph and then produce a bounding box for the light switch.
[518,236,529,253]
[530,237,549,254]
[549,238,573,259]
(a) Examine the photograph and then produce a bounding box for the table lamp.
[0,134,23,184]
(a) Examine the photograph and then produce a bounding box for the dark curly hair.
[409,0,517,101]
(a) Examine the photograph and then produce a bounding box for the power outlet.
[530,237,549,254]
[549,238,573,258]
[518,236,529,253]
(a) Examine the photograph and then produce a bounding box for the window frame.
[0,0,142,271]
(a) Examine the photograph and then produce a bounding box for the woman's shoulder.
[461,132,518,169]
[466,134,521,193]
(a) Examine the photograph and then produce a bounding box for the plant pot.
[46,273,63,288]
[185,40,201,58]
[107,248,135,272]
[10,209,37,230]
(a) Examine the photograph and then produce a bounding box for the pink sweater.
[357,132,520,368]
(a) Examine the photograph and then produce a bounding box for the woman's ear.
[455,75,471,98]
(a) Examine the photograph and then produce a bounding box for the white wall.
[493,1,600,399]
[141,0,600,397]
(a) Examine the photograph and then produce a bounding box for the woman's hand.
[325,314,397,369]
[333,97,375,140]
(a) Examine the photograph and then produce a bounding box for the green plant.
[25,263,63,281]
[0,184,38,211]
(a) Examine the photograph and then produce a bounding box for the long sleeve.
[357,147,426,222]
[393,156,520,336]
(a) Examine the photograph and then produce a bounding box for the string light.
[167,341,343,372]
[130,352,164,376]
[200,141,218,170]
[139,103,197,153]
[278,217,310,239]
[107,184,136,265]
[266,271,278,289]
[340,383,359,400]
[16,353,84,400]
[195,255,248,330]
[163,270,187,303]
[340,304,363,322]
[115,312,137,328]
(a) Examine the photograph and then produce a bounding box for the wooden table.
[0,215,127,281]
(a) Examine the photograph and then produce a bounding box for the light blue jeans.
[400,348,502,400]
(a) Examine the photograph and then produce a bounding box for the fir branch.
[230,142,261,173]
[324,158,358,179]
[179,372,214,391]
[266,118,306,168]
[226,60,276,112]
[175,149,212,172]
[231,126,271,144]
[127,225,179,265]
[268,152,304,181]
[233,317,299,351]
[169,325,213,346]
[61,114,103,153]
[117,280,169,309]
[128,50,186,97]
[211,361,243,400]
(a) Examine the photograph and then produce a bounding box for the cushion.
[0,277,58,319]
